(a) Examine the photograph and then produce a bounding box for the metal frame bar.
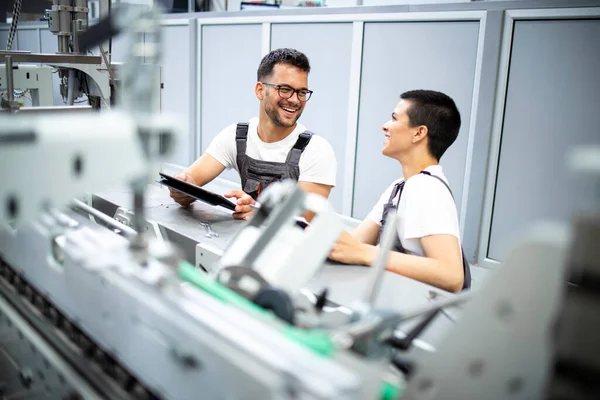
[261,22,271,56]
[196,22,203,159]
[343,21,364,217]
[36,28,42,53]
[189,19,198,166]
[0,52,102,64]
[477,6,600,269]
[458,12,487,242]
[194,11,486,25]
[161,18,191,26]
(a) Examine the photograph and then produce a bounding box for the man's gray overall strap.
[235,122,250,156]
[234,122,314,201]
[285,131,313,166]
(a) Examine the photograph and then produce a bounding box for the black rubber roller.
[253,287,295,325]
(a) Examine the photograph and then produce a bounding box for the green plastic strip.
[380,381,402,400]
[178,261,402,398]
[178,261,335,357]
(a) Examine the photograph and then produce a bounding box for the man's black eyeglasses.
[261,82,313,102]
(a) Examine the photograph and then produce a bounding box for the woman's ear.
[413,125,428,143]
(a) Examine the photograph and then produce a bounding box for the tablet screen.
[157,172,236,212]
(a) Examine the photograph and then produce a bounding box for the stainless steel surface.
[58,35,70,53]
[398,291,474,322]
[0,209,372,400]
[0,52,102,65]
[5,55,14,105]
[9,105,93,114]
[402,224,570,400]
[72,198,137,238]
[94,183,247,252]
[72,20,80,53]
[0,290,104,399]
[93,181,459,348]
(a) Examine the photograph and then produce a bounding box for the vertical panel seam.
[344,21,364,217]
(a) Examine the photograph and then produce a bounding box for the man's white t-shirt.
[205,117,337,187]
[366,165,461,257]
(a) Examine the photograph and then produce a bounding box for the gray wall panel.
[16,29,38,52]
[270,22,353,212]
[160,25,191,165]
[0,30,9,49]
[461,10,503,263]
[110,34,131,63]
[487,19,600,261]
[40,29,62,106]
[352,21,480,219]
[200,24,263,184]
[40,29,58,53]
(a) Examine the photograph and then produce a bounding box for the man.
[170,48,337,220]
[328,90,470,293]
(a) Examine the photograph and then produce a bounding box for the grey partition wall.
[271,22,354,212]
[0,30,8,49]
[110,33,132,63]
[40,29,58,53]
[484,11,600,263]
[199,24,264,183]
[16,29,39,52]
[159,22,192,165]
[40,29,63,106]
[352,20,480,220]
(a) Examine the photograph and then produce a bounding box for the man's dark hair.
[257,48,311,81]
[400,90,461,161]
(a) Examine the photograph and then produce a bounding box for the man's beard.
[265,100,302,128]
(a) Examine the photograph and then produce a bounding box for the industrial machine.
[0,64,54,107]
[1,0,118,112]
[1,2,599,399]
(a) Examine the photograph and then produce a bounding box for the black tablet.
[157,172,237,212]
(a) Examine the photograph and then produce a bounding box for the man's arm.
[329,233,464,293]
[298,181,332,200]
[297,181,333,222]
[169,153,225,206]
[222,181,333,222]
[185,153,226,186]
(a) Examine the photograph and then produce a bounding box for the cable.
[6,0,23,50]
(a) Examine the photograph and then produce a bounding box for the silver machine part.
[216,181,345,295]
[0,52,102,64]
[5,56,14,105]
[0,210,384,399]
[1,55,20,113]
[0,284,104,399]
[47,0,89,54]
[401,224,570,400]
[401,146,600,399]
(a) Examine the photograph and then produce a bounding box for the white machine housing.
[0,64,54,106]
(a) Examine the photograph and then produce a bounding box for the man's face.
[381,100,417,158]
[259,63,308,128]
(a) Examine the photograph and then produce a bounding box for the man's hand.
[224,190,256,220]
[169,172,196,207]
[328,231,376,266]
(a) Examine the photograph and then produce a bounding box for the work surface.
[93,180,462,347]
